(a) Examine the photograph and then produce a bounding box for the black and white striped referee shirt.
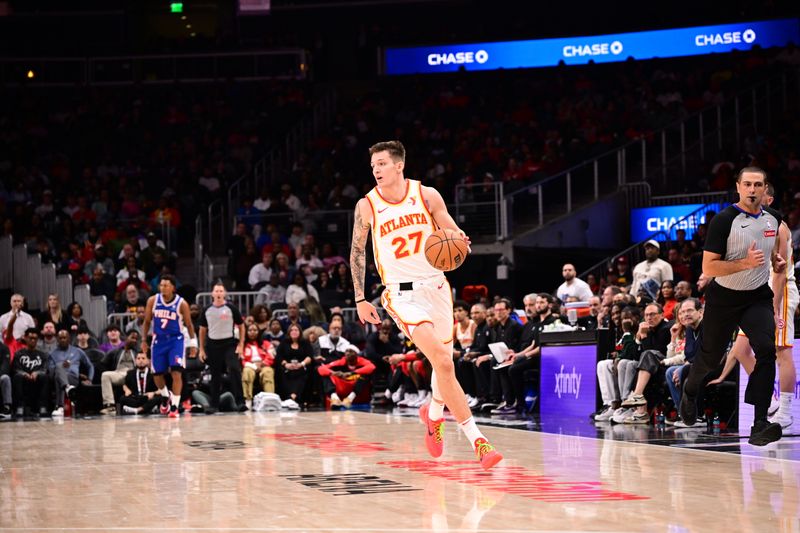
[704,205,781,291]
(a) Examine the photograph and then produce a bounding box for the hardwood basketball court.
[2,410,799,532]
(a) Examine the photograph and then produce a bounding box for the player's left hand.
[235,344,243,356]
[357,300,381,325]
[774,252,787,273]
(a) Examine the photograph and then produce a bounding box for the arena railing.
[0,50,309,86]
[74,285,107,339]
[578,200,730,285]
[482,66,800,240]
[452,182,508,240]
[107,312,138,332]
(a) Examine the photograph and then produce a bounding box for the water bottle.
[712,413,721,435]
[655,406,665,429]
[567,308,578,327]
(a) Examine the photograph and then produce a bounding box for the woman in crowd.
[275,323,313,408]
[64,302,89,336]
[657,280,678,320]
[249,304,272,336]
[285,272,319,306]
[39,293,67,332]
[241,323,276,408]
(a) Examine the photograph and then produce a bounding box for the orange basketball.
[424,228,469,271]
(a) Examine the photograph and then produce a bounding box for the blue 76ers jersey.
[153,294,183,335]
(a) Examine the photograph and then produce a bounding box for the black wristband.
[355,298,366,304]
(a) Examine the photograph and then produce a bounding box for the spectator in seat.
[556,263,594,303]
[313,270,342,309]
[37,321,59,355]
[365,318,403,383]
[12,328,50,418]
[241,323,276,408]
[116,284,146,314]
[578,296,602,330]
[234,238,260,290]
[452,300,478,406]
[317,314,354,364]
[249,305,272,336]
[464,303,495,409]
[486,299,523,414]
[631,240,673,297]
[39,294,67,332]
[100,331,140,414]
[89,265,116,308]
[657,280,678,320]
[331,263,355,306]
[273,252,295,287]
[0,342,11,418]
[263,318,285,346]
[256,273,288,308]
[285,272,320,307]
[620,300,696,424]
[674,281,693,303]
[248,252,274,290]
[320,243,347,272]
[318,347,375,408]
[125,307,146,338]
[668,247,692,282]
[0,294,37,341]
[119,351,160,415]
[64,302,89,337]
[99,324,125,354]
[280,302,310,332]
[47,329,95,417]
[295,244,324,276]
[498,294,557,416]
[116,256,146,286]
[594,307,640,422]
[73,324,99,350]
[275,324,313,407]
[613,257,632,287]
[615,302,672,423]
[84,243,116,279]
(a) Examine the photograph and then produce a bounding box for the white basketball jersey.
[365,179,441,284]
[768,225,796,286]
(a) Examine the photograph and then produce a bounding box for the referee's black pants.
[685,281,776,420]
[206,339,244,408]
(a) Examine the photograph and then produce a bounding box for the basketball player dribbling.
[351,140,502,470]
[141,274,197,418]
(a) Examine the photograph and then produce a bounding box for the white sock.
[428,396,445,421]
[346,392,356,401]
[170,394,180,408]
[459,417,486,449]
[331,393,340,401]
[384,388,391,399]
[159,387,169,398]
[780,391,792,413]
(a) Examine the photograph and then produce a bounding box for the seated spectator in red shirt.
[241,324,276,408]
[657,280,678,321]
[667,247,692,282]
[317,347,375,408]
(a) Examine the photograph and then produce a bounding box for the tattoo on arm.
[350,206,370,300]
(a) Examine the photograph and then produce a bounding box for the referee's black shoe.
[748,419,782,446]
[679,392,697,426]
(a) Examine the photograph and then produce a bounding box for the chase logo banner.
[384,18,799,75]
[630,203,724,243]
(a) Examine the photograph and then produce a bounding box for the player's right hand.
[198,351,207,363]
[357,300,381,325]
[140,341,148,355]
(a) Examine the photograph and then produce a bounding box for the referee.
[198,282,246,414]
[680,167,785,445]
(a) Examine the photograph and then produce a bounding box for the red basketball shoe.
[419,402,444,458]
[474,438,503,470]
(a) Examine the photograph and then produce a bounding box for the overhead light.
[27,69,35,79]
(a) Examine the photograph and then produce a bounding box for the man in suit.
[119,352,160,415]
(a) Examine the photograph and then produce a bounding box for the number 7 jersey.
[365,179,442,284]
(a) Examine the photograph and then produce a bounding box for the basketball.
[424,228,469,271]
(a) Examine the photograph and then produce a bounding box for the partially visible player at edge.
[350,140,502,469]
[141,274,197,418]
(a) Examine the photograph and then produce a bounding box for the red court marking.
[258,433,390,452]
[378,460,649,503]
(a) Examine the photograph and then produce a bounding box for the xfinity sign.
[384,18,799,75]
